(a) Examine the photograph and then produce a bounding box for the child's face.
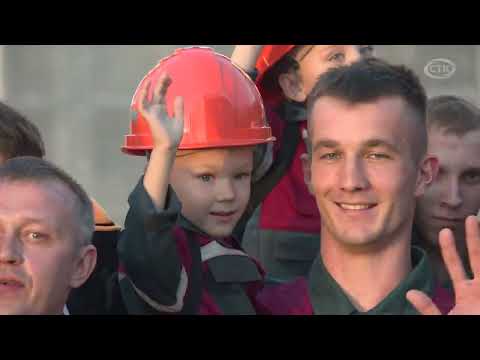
[283,45,375,102]
[170,147,254,238]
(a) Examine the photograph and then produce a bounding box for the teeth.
[339,204,371,210]
[0,280,18,286]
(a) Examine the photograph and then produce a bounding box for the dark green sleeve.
[118,176,184,309]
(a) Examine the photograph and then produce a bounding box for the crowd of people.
[0,45,479,315]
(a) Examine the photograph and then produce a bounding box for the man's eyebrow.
[312,139,339,153]
[20,218,53,228]
[312,138,401,154]
[463,167,480,173]
[362,139,400,153]
[316,45,337,54]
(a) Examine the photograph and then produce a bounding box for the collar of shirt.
[308,246,435,315]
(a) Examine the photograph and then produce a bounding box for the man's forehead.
[0,181,77,237]
[311,97,414,137]
[312,95,409,115]
[0,180,75,211]
[429,129,480,167]
[429,128,480,150]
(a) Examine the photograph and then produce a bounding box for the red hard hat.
[122,47,275,156]
[255,45,295,85]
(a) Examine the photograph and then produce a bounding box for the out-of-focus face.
[416,128,480,249]
[170,147,254,238]
[305,96,433,249]
[0,180,96,315]
[281,45,375,102]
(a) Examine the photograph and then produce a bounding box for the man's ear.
[301,153,314,194]
[69,244,97,289]
[278,71,308,103]
[415,154,439,197]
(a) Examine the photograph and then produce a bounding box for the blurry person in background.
[415,95,480,287]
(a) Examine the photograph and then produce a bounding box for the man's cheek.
[29,253,69,287]
[423,187,441,208]
[465,187,480,213]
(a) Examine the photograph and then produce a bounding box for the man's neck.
[321,230,412,312]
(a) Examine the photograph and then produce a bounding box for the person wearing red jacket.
[415,95,480,288]
[231,45,375,281]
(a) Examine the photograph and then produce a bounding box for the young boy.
[118,47,308,314]
[231,45,375,280]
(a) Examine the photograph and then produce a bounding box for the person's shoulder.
[90,197,122,232]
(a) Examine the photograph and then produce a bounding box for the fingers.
[137,73,173,124]
[137,79,151,119]
[173,96,184,122]
[152,72,171,105]
[465,215,480,278]
[406,290,442,315]
[439,228,467,285]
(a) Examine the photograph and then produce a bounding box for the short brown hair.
[427,95,480,136]
[0,101,45,159]
[306,58,428,161]
[0,157,94,246]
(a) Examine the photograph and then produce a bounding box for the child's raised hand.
[137,72,184,151]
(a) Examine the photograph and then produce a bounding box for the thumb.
[406,290,442,315]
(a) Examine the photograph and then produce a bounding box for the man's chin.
[332,229,385,249]
[338,236,378,247]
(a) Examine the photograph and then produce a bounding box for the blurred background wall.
[1,45,477,225]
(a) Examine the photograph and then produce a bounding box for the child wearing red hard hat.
[118,47,309,314]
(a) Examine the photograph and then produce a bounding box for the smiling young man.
[415,95,480,287]
[300,58,457,314]
[231,45,375,281]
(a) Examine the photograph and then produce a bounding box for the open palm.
[137,72,184,150]
[407,215,480,315]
